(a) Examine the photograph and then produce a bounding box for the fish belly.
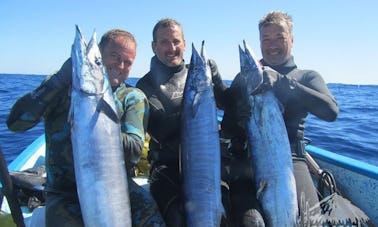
[71,91,131,227]
[181,97,223,226]
[247,91,298,226]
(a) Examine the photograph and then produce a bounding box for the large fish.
[181,42,223,227]
[239,40,298,226]
[69,25,131,227]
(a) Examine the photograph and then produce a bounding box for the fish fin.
[87,30,97,53]
[200,40,207,61]
[97,96,120,124]
[242,40,264,93]
[256,180,267,200]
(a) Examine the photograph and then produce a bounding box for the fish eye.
[95,57,102,66]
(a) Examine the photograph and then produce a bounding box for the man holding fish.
[136,18,230,227]
[222,11,339,226]
[7,28,164,226]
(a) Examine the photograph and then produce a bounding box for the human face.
[260,23,293,66]
[152,25,186,67]
[101,36,136,87]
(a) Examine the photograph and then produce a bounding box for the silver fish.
[69,25,131,227]
[239,40,298,226]
[181,42,223,227]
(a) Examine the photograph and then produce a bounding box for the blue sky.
[1,0,377,85]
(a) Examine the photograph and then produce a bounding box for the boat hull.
[307,145,378,225]
[1,135,377,226]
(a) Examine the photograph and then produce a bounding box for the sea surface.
[1,73,377,166]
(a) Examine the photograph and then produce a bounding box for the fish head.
[184,42,213,117]
[239,40,263,94]
[71,25,106,95]
[187,42,211,93]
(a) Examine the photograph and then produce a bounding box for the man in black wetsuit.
[136,18,233,226]
[222,10,339,224]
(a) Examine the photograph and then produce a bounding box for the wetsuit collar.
[150,55,185,74]
[261,55,297,75]
[111,82,127,92]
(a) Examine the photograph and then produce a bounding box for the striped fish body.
[239,41,298,226]
[69,26,131,227]
[181,42,223,227]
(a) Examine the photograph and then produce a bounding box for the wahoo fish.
[69,25,131,227]
[239,40,298,226]
[181,42,223,227]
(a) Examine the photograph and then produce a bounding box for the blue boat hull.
[306,145,378,225]
[1,135,377,226]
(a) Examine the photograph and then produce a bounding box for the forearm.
[221,86,250,140]
[7,58,72,132]
[209,58,228,110]
[213,80,228,110]
[120,88,149,168]
[122,132,143,168]
[293,82,339,121]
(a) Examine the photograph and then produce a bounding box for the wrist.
[287,76,298,90]
[212,76,222,86]
[279,75,297,91]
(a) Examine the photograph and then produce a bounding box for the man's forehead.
[261,23,290,35]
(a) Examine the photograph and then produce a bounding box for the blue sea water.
[0,74,377,166]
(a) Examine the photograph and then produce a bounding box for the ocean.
[0,73,377,167]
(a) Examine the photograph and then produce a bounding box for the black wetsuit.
[136,56,228,226]
[222,55,339,221]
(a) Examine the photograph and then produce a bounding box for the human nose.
[118,60,125,69]
[116,58,130,71]
[167,42,176,51]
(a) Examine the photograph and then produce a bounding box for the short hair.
[258,11,293,35]
[99,29,136,52]
[152,18,184,42]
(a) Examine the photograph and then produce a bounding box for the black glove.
[44,58,72,92]
[6,93,43,132]
[7,58,72,132]
[31,58,72,103]
[208,59,224,86]
[208,58,227,109]
[257,66,299,106]
[252,66,282,94]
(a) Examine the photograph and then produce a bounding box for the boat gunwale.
[306,144,378,180]
[8,134,45,171]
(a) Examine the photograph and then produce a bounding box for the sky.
[1,0,377,85]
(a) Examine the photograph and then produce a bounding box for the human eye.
[278,33,288,41]
[110,53,121,63]
[123,60,132,67]
[160,40,169,46]
[173,39,181,46]
[262,37,270,44]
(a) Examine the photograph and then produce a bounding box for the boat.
[1,134,377,226]
[0,134,150,227]
[306,144,377,225]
